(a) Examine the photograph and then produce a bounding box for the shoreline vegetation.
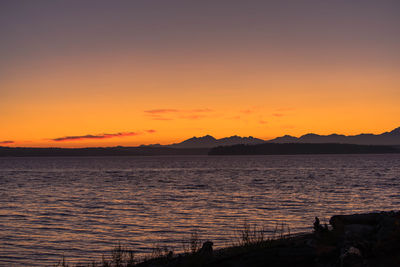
[0,143,399,157]
[56,211,400,267]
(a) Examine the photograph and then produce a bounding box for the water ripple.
[0,154,399,265]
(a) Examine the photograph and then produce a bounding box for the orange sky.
[1,1,399,148]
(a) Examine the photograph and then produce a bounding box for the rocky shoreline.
[135,211,400,267]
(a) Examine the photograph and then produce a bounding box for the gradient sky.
[1,0,399,147]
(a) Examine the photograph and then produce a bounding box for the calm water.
[1,154,400,266]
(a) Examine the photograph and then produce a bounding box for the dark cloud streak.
[52,132,142,142]
[145,108,213,120]
[144,109,179,114]
[0,140,14,144]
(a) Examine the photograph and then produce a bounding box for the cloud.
[276,107,294,112]
[52,132,140,142]
[191,108,213,113]
[144,109,179,114]
[179,115,206,120]
[145,108,213,120]
[272,108,295,117]
[240,109,254,114]
[145,129,157,133]
[151,117,173,121]
[259,120,268,124]
[226,116,241,120]
[0,140,14,145]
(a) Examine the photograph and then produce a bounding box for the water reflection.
[0,154,399,265]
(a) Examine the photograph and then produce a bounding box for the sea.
[0,154,399,266]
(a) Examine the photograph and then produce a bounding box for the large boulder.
[344,224,374,240]
[329,213,381,231]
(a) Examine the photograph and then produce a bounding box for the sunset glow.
[1,1,399,147]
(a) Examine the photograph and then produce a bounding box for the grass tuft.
[182,230,202,254]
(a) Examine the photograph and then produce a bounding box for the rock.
[375,216,400,253]
[344,224,374,239]
[377,216,397,241]
[330,213,380,231]
[340,246,363,267]
[328,211,400,259]
[166,251,173,260]
[315,244,336,256]
[198,241,213,256]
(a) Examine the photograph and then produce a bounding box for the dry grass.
[233,221,290,248]
[55,221,292,266]
[182,230,202,254]
[55,244,135,267]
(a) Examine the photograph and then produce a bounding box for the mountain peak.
[170,135,265,148]
[192,135,216,140]
[390,127,400,134]
[301,133,319,138]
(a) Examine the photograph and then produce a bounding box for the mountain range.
[268,127,400,146]
[153,127,400,148]
[1,127,399,157]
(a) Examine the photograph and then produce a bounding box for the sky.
[1,0,399,147]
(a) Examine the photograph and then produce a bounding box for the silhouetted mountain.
[268,127,400,145]
[167,126,400,148]
[269,135,299,143]
[209,143,400,155]
[2,127,399,156]
[168,135,265,148]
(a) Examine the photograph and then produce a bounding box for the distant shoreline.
[0,143,399,157]
[209,143,400,155]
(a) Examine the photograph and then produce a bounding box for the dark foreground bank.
[57,211,400,267]
[1,143,400,157]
